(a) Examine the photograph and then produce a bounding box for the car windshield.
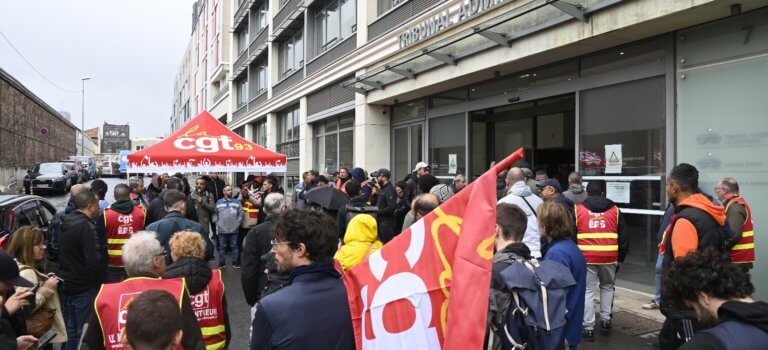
[37,163,61,174]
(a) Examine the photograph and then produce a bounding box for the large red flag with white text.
[343,148,524,350]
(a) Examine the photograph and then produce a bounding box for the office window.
[236,78,247,107]
[236,26,248,54]
[314,114,354,173]
[278,105,300,143]
[249,60,268,97]
[378,0,395,15]
[257,2,268,31]
[253,120,267,146]
[279,30,303,77]
[314,0,355,54]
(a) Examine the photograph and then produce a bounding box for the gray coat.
[215,198,242,234]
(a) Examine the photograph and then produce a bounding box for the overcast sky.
[0,0,196,138]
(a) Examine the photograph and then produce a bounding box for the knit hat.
[430,184,454,203]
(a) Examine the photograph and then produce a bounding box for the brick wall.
[0,76,77,168]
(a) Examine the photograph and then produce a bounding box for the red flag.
[343,148,525,349]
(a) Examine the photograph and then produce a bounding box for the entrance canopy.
[127,111,286,173]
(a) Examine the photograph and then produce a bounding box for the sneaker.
[582,329,595,342]
[218,262,226,269]
[600,319,612,334]
[642,300,660,310]
[233,264,241,269]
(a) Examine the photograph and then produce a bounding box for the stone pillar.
[298,96,313,175]
[354,92,390,172]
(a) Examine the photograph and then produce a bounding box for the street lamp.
[81,77,90,156]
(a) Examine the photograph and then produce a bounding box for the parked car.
[0,194,57,249]
[23,162,73,195]
[100,161,118,177]
[62,161,84,184]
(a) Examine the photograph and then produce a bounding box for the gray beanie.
[429,184,454,203]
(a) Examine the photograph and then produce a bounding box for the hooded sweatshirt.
[668,193,726,261]
[563,184,587,204]
[498,181,544,258]
[680,300,768,350]
[334,214,383,270]
[580,196,630,262]
[351,167,372,203]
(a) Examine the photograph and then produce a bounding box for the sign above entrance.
[397,0,508,49]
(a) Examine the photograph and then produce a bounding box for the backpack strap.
[522,259,552,333]
[517,195,537,218]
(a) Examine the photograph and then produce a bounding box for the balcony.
[233,103,248,120]
[273,68,304,96]
[368,0,444,41]
[248,90,268,111]
[276,140,300,158]
[307,35,356,77]
[233,50,249,78]
[212,83,230,104]
[233,0,253,29]
[274,0,305,36]
[248,26,270,61]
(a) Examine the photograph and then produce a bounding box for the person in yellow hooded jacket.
[334,214,383,270]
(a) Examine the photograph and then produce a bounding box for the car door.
[10,200,48,234]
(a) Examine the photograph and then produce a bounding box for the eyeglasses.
[270,239,292,247]
[155,251,168,257]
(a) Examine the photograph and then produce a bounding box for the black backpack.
[345,203,379,223]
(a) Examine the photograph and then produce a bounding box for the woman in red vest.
[164,231,230,349]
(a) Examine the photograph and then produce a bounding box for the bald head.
[70,184,89,197]
[412,193,440,221]
[506,167,526,188]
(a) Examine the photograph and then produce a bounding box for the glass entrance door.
[393,123,423,182]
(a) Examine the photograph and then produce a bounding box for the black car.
[23,162,74,195]
[0,194,57,249]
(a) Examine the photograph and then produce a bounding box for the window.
[236,78,247,107]
[278,105,300,144]
[279,30,303,77]
[249,60,268,97]
[314,0,355,54]
[256,2,268,31]
[314,114,354,172]
[378,0,402,16]
[236,26,248,55]
[429,114,466,178]
[253,120,267,146]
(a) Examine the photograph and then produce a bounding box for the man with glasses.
[714,178,756,271]
[250,209,354,350]
[81,232,205,350]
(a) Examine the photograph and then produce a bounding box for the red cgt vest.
[576,204,620,264]
[104,206,146,267]
[190,269,227,349]
[94,277,186,349]
[725,196,755,264]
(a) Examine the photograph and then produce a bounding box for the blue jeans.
[654,253,663,302]
[218,233,239,266]
[62,289,96,350]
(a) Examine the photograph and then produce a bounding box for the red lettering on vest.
[191,269,227,349]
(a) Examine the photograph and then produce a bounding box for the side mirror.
[63,170,68,175]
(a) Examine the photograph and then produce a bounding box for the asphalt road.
[45,176,253,349]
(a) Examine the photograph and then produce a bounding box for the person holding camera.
[7,227,67,345]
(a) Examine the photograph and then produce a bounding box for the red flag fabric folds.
[343,148,524,350]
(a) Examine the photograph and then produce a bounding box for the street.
[45,177,252,349]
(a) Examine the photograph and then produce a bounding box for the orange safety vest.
[575,204,620,264]
[242,198,260,219]
[189,269,227,349]
[725,196,755,264]
[94,277,186,349]
[104,206,146,267]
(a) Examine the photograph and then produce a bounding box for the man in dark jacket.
[336,180,372,239]
[146,190,214,265]
[250,210,354,350]
[664,248,768,350]
[146,177,198,226]
[350,168,372,203]
[372,168,398,243]
[563,172,588,204]
[58,191,107,350]
[82,232,205,350]
[242,193,286,307]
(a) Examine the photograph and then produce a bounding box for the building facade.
[131,137,163,151]
[101,122,131,154]
[203,0,768,296]
[76,129,98,156]
[0,68,77,193]
[85,127,101,154]
[172,0,233,132]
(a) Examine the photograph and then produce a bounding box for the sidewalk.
[580,287,663,350]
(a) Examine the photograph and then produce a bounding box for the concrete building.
[101,122,131,154]
[0,67,77,193]
[85,127,100,154]
[131,137,163,151]
[202,0,768,297]
[172,0,232,132]
[76,129,98,156]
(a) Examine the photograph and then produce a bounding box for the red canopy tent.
[127,111,286,173]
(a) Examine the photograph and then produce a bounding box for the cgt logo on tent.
[173,135,254,153]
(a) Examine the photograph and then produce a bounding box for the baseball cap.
[370,168,392,179]
[412,162,429,173]
[0,250,34,288]
[536,179,562,193]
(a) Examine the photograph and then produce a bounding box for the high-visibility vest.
[724,196,755,264]
[575,204,620,264]
[104,206,146,267]
[242,198,260,219]
[94,277,186,349]
[189,269,227,350]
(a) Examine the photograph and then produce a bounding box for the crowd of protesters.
[0,159,764,350]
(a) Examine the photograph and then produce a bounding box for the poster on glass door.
[605,144,623,174]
